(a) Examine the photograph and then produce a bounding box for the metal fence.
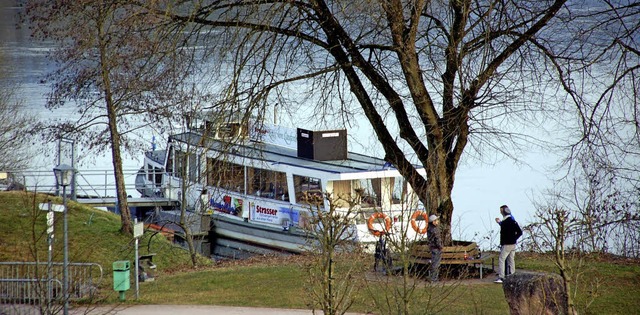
[0,262,103,315]
[0,168,142,200]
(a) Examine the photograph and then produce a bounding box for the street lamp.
[53,164,74,315]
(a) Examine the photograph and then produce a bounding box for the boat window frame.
[293,174,323,207]
[390,176,408,205]
[207,157,245,194]
[355,178,381,208]
[247,167,289,201]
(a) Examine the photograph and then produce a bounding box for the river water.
[1,1,559,246]
[1,1,145,197]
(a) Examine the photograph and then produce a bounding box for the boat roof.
[145,150,167,166]
[169,131,425,179]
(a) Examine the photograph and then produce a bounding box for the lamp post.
[53,164,74,315]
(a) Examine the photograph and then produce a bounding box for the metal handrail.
[1,169,142,198]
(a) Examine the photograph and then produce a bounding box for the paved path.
[77,305,365,314]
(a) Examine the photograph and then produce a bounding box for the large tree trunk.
[101,38,133,235]
[107,107,133,235]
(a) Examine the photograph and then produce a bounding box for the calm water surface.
[1,1,144,196]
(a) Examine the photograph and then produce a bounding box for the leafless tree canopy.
[0,99,33,172]
[25,0,639,244]
[27,0,194,152]
[561,1,639,191]
[156,0,579,243]
[548,2,640,253]
[0,70,34,172]
[26,0,196,233]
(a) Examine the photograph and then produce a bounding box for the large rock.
[502,271,569,315]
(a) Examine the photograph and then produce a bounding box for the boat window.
[331,180,352,207]
[174,150,187,179]
[273,171,289,201]
[207,158,245,193]
[154,167,163,187]
[147,164,154,181]
[293,175,323,206]
[247,167,288,201]
[188,153,199,183]
[148,165,163,187]
[355,178,381,208]
[166,146,174,176]
[391,177,407,205]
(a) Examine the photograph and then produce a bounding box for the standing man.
[494,205,523,283]
[427,214,443,282]
[373,235,387,272]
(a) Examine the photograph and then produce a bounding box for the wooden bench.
[409,241,495,279]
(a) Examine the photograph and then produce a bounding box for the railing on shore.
[0,262,103,315]
[0,168,144,199]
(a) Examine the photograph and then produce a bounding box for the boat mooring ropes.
[410,210,428,234]
[367,212,392,237]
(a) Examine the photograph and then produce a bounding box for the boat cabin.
[140,117,427,247]
[163,122,418,214]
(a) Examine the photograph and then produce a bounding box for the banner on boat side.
[209,195,243,215]
[251,203,301,226]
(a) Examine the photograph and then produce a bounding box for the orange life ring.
[410,210,428,234]
[367,212,392,237]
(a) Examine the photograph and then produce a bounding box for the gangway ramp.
[75,197,179,208]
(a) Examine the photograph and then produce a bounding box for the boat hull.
[211,213,317,258]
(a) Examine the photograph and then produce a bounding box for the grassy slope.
[1,191,638,314]
[0,192,203,277]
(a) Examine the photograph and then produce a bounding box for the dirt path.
[364,264,501,286]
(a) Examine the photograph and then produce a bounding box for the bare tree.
[303,194,366,315]
[522,144,640,314]
[0,62,35,173]
[524,203,599,315]
[538,1,640,258]
[26,0,192,234]
[363,200,459,315]
[525,152,640,258]
[151,0,580,244]
[572,155,639,256]
[526,206,578,315]
[151,104,256,266]
[570,1,640,168]
[169,111,210,267]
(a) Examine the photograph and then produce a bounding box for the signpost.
[133,219,144,299]
[39,202,62,314]
[39,203,65,213]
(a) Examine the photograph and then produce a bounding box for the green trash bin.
[113,261,130,300]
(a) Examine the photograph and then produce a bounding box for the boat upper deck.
[169,131,424,178]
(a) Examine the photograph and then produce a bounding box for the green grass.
[518,252,640,314]
[0,191,204,274]
[1,191,639,314]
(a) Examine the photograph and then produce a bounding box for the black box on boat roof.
[297,128,347,161]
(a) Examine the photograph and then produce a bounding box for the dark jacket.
[500,216,523,245]
[427,223,443,251]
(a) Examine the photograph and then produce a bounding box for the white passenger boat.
[137,116,428,257]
